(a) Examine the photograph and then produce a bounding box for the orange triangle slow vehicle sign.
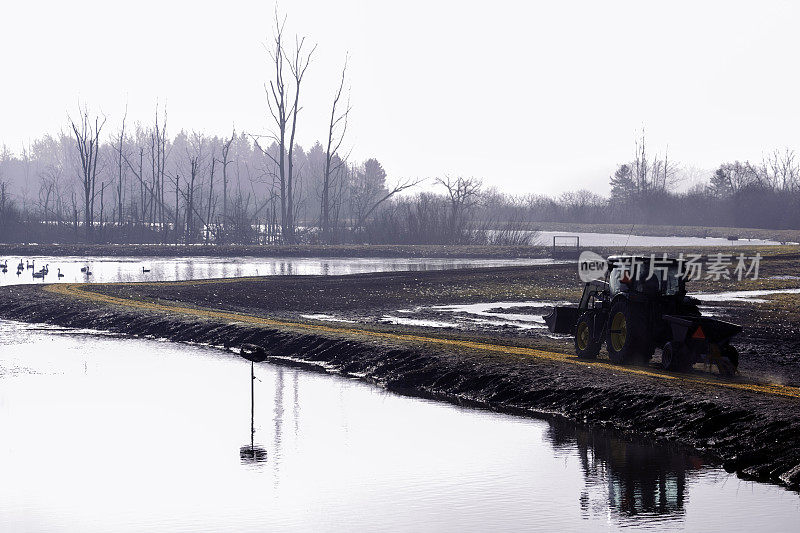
[692,326,705,339]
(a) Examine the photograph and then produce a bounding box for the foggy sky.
[2,0,799,196]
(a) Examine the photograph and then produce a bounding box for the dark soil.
[2,260,800,491]
[89,260,800,386]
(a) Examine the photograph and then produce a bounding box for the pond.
[1,320,797,532]
[0,256,557,287]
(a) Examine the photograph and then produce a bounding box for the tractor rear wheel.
[574,312,601,359]
[719,344,739,377]
[606,299,648,365]
[662,342,677,370]
[663,342,693,372]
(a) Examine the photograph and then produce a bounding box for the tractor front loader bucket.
[545,306,581,334]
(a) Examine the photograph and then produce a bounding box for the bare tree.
[113,106,128,227]
[261,14,290,242]
[285,34,316,243]
[321,57,351,243]
[760,148,799,191]
[206,155,216,243]
[260,11,315,244]
[151,106,169,239]
[435,176,482,242]
[69,106,106,241]
[37,164,64,225]
[710,161,758,196]
[0,181,10,229]
[220,129,235,239]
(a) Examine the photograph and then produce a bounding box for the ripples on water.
[0,321,798,532]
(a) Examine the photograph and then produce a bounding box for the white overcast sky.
[2,0,799,195]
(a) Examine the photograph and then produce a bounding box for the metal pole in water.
[251,360,255,449]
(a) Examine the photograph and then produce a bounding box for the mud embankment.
[2,285,800,491]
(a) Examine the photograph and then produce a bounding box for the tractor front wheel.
[606,300,648,365]
[574,312,601,359]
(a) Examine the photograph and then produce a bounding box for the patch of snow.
[692,287,800,303]
[380,316,459,328]
[428,300,568,323]
[698,305,722,317]
[300,314,355,323]
[463,317,544,330]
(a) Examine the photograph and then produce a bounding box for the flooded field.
[537,230,789,247]
[1,320,798,532]
[0,256,557,286]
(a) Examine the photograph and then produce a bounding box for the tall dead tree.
[69,107,106,241]
[174,174,180,243]
[263,15,289,242]
[151,107,168,240]
[285,35,315,243]
[206,156,216,243]
[321,57,350,243]
[186,155,199,242]
[262,12,315,244]
[220,130,235,240]
[114,107,127,227]
[99,181,105,239]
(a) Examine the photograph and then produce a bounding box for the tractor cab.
[606,255,686,298]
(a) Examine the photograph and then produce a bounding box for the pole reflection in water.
[239,360,267,464]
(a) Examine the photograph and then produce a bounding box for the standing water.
[536,231,790,248]
[0,256,557,286]
[0,320,797,532]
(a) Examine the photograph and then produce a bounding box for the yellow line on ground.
[44,282,800,400]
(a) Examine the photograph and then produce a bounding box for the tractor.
[545,255,741,376]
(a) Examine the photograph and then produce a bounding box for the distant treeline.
[0,125,416,245]
[521,146,800,230]
[2,126,800,245]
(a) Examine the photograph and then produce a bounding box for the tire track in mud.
[45,282,800,400]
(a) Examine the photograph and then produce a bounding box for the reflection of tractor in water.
[545,255,741,375]
[546,419,703,519]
